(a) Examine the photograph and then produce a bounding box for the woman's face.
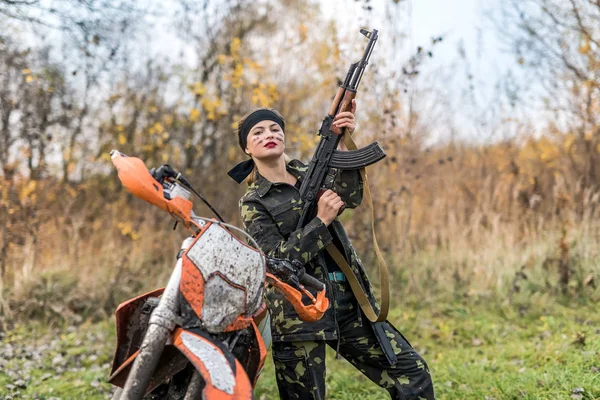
[245,119,285,161]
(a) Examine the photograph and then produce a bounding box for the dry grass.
[2,136,600,326]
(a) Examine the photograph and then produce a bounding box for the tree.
[500,0,600,198]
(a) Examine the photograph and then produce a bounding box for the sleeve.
[240,199,333,265]
[331,168,364,209]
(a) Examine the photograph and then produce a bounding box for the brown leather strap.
[325,132,389,323]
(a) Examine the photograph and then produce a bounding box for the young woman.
[228,104,435,400]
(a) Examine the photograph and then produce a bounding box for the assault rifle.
[295,29,393,352]
[295,28,385,230]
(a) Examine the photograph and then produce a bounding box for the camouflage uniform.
[240,159,434,400]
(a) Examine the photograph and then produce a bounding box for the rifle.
[295,28,385,230]
[295,29,393,346]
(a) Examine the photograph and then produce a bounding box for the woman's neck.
[255,156,289,184]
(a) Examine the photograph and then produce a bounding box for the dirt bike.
[107,150,329,400]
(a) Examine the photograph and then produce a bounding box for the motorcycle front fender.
[172,328,254,399]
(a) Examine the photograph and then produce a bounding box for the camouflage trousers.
[271,280,435,400]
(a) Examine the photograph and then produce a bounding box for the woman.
[228,103,435,400]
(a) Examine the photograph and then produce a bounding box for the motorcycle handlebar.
[299,273,325,292]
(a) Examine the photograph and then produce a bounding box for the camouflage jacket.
[240,159,379,342]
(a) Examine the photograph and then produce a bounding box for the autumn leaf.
[190,82,206,96]
[578,40,590,55]
[18,180,37,203]
[230,37,241,56]
[190,108,200,122]
[299,24,308,42]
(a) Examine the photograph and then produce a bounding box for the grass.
[1,297,599,399]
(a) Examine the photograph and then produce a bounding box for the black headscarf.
[227,109,285,184]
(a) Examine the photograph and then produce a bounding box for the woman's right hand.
[316,189,344,226]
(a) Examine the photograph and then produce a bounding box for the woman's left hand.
[332,99,357,135]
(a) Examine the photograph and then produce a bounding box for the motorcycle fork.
[116,237,194,400]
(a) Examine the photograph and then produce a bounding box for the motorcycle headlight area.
[181,222,265,333]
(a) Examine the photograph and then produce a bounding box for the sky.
[7,0,527,143]
[320,0,527,142]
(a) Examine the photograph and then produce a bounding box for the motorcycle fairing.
[111,151,196,228]
[180,221,265,334]
[108,345,189,393]
[265,274,329,322]
[110,287,165,377]
[172,328,254,399]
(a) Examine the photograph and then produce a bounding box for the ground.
[1,298,599,399]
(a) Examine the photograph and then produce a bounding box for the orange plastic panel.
[265,273,329,322]
[173,328,253,399]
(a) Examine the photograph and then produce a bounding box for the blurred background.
[1,0,600,398]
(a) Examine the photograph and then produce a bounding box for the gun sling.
[325,131,390,324]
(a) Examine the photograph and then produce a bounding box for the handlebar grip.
[300,273,325,292]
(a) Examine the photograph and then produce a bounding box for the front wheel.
[111,387,123,400]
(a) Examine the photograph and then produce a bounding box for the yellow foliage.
[578,39,591,55]
[116,222,140,241]
[520,139,540,162]
[118,134,127,145]
[229,146,237,161]
[163,114,174,126]
[201,97,224,120]
[65,185,77,198]
[19,180,37,204]
[251,83,279,107]
[230,37,241,56]
[217,54,228,65]
[152,122,164,134]
[243,58,262,71]
[22,68,31,74]
[299,24,308,42]
[25,75,33,83]
[538,137,560,163]
[297,133,319,153]
[190,108,200,122]
[190,82,206,96]
[231,63,244,89]
[563,134,576,151]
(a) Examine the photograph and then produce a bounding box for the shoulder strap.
[325,133,389,323]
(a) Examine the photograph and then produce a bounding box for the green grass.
[1,298,599,399]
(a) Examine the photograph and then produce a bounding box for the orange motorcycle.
[107,150,329,400]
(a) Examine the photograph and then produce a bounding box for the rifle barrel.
[349,30,378,90]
